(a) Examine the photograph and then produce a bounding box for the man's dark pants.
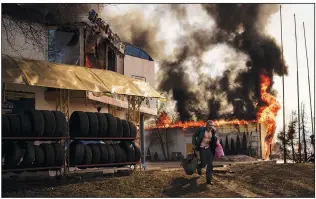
[197,146,214,182]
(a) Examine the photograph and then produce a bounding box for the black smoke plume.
[104,4,288,121]
[159,4,287,121]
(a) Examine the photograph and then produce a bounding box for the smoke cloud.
[102,4,287,121]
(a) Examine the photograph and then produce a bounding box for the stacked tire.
[2,110,67,137]
[69,112,137,138]
[3,142,65,170]
[69,141,141,168]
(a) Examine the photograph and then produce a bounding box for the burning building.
[145,71,280,160]
[145,114,271,160]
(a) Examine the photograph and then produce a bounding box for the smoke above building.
[102,4,288,121]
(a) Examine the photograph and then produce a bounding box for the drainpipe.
[140,113,146,169]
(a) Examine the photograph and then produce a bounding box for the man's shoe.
[207,180,213,185]
[197,168,202,176]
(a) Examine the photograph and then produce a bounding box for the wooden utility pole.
[280,5,287,163]
[294,14,301,162]
[302,22,314,138]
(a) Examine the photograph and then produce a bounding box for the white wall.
[2,18,47,60]
[124,55,155,86]
[124,55,157,115]
[145,124,262,160]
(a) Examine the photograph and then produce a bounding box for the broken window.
[48,29,80,65]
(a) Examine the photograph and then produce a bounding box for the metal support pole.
[303,22,314,139]
[140,113,146,169]
[280,5,287,163]
[294,14,301,162]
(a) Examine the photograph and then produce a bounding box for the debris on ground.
[219,155,257,162]
[2,163,314,197]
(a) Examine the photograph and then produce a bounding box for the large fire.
[146,73,280,159]
[257,73,281,159]
[146,111,257,130]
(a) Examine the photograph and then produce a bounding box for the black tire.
[88,143,101,165]
[121,147,127,163]
[132,142,141,162]
[41,110,56,137]
[115,117,123,137]
[25,110,44,137]
[105,113,117,137]
[69,142,85,166]
[2,141,11,157]
[4,143,22,169]
[81,145,93,166]
[121,120,130,138]
[112,144,123,163]
[128,121,137,138]
[18,113,32,137]
[40,143,55,167]
[120,141,135,163]
[7,114,21,137]
[34,145,45,167]
[96,113,108,137]
[86,112,99,137]
[98,144,109,164]
[52,143,64,166]
[106,145,115,163]
[2,115,10,137]
[69,111,89,137]
[20,142,35,168]
[52,111,67,137]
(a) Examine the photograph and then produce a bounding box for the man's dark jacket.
[192,127,217,155]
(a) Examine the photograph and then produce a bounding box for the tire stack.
[69,112,139,168]
[2,110,67,137]
[69,141,141,168]
[69,111,137,138]
[2,142,65,170]
[2,110,67,172]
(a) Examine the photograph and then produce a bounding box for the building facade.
[2,8,157,119]
[145,123,266,160]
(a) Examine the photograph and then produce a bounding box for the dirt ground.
[2,163,315,197]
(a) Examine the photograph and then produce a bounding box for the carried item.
[215,141,224,159]
[181,150,198,175]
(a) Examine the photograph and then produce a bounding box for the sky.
[103,4,315,136]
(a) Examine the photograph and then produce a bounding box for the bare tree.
[301,103,309,162]
[146,99,177,161]
[277,130,291,160]
[287,111,300,162]
[2,4,105,59]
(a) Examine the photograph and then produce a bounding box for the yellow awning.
[2,54,164,99]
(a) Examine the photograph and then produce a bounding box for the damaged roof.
[124,42,154,61]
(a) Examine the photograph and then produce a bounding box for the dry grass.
[2,163,315,197]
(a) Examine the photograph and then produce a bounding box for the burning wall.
[146,110,271,159]
[145,122,264,159]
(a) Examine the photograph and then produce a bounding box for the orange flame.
[85,55,92,68]
[146,112,256,130]
[257,73,281,159]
